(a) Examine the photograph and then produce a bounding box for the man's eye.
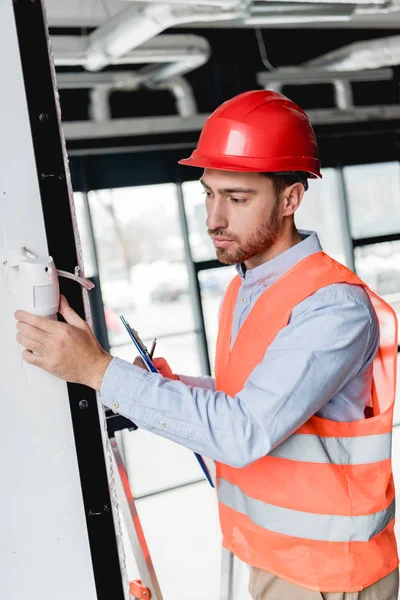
[231,197,246,204]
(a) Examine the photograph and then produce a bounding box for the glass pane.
[87,185,196,348]
[354,240,400,342]
[120,427,208,499]
[343,162,400,239]
[199,266,237,374]
[295,168,349,266]
[182,179,215,262]
[129,483,222,600]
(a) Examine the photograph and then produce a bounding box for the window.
[86,185,200,374]
[295,168,350,266]
[354,240,400,343]
[343,162,400,239]
[182,179,215,262]
[199,266,237,373]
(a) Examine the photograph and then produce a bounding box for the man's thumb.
[153,357,178,380]
[58,294,86,328]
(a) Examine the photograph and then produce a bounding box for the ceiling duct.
[257,33,400,110]
[51,0,394,71]
[82,1,245,71]
[58,71,198,119]
[51,1,400,128]
[51,33,210,74]
[54,34,209,118]
[303,33,400,70]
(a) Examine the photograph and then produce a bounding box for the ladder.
[111,436,163,600]
[110,431,235,600]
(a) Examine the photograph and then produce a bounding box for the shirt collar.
[236,230,322,286]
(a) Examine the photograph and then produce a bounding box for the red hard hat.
[179,90,321,178]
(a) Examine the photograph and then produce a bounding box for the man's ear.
[282,182,305,217]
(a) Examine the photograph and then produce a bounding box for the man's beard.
[208,199,280,265]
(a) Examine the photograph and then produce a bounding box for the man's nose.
[206,199,228,231]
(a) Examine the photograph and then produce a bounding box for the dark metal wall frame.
[12,2,125,598]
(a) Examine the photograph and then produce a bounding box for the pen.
[149,338,157,359]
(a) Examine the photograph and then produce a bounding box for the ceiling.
[45,0,400,29]
[42,0,400,152]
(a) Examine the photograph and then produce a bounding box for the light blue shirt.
[100,231,379,468]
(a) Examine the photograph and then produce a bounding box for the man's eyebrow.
[199,179,257,194]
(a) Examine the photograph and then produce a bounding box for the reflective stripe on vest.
[218,478,396,543]
[269,432,392,464]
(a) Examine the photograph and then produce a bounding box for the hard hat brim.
[178,153,321,179]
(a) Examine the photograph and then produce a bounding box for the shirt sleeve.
[177,374,216,391]
[100,283,378,468]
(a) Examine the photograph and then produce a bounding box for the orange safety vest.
[215,251,398,592]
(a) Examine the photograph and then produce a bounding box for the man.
[15,90,399,599]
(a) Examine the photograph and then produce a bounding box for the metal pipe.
[251,1,355,10]
[244,10,353,23]
[333,79,354,109]
[55,35,209,118]
[144,76,198,116]
[304,33,400,70]
[257,66,394,85]
[257,67,392,110]
[86,75,198,119]
[88,87,112,121]
[61,104,400,141]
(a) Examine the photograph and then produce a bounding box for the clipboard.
[120,315,158,373]
[119,315,215,488]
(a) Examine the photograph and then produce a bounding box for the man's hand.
[154,357,178,380]
[15,294,113,390]
[133,356,178,380]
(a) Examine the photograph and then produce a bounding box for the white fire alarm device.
[8,247,95,318]
[19,256,60,317]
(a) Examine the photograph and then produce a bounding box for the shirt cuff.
[100,357,150,415]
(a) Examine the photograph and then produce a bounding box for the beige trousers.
[249,567,399,600]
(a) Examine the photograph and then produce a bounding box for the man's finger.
[17,322,49,345]
[17,333,44,354]
[21,349,43,367]
[133,356,146,369]
[58,295,86,329]
[15,310,57,333]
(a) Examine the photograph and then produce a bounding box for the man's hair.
[263,172,309,195]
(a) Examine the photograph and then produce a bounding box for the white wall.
[0,3,102,598]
